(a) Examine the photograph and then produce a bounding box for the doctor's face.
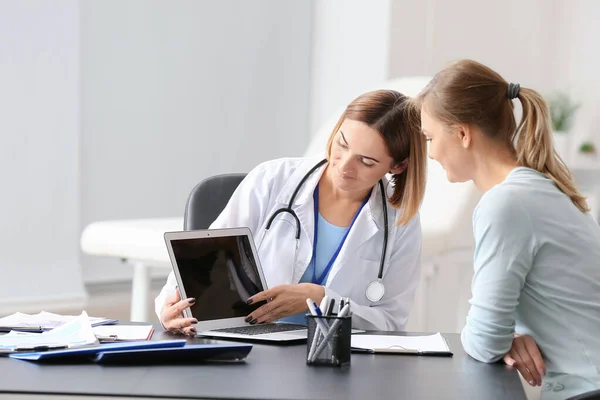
[328,119,398,193]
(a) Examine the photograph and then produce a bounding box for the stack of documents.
[0,311,117,332]
[0,312,253,364]
[351,332,453,356]
[0,311,99,353]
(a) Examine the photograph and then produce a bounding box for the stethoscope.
[257,159,389,302]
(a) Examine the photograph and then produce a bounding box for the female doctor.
[155,89,428,336]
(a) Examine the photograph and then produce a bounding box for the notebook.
[351,332,453,356]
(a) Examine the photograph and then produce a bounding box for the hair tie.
[507,83,520,100]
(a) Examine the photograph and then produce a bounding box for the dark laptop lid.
[165,228,268,322]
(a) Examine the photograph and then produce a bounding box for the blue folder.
[9,340,187,361]
[94,343,253,365]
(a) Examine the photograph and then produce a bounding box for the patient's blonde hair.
[325,90,427,226]
[417,59,588,212]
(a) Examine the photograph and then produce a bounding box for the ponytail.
[515,88,589,212]
[418,59,589,213]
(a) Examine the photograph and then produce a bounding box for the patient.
[416,59,600,399]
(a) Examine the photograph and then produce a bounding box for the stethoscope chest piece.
[365,279,385,302]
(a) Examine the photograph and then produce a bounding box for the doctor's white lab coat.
[155,157,422,331]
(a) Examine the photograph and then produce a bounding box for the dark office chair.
[567,389,600,400]
[184,173,247,231]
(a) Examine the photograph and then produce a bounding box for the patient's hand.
[160,289,198,336]
[503,334,546,387]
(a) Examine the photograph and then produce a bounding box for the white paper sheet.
[351,332,450,353]
[0,311,98,350]
[0,311,115,330]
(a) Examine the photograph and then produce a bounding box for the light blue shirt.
[280,213,348,325]
[461,167,600,399]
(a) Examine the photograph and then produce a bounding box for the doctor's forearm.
[300,283,325,305]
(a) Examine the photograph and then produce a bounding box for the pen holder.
[306,314,352,367]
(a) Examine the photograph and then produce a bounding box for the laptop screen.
[170,234,266,321]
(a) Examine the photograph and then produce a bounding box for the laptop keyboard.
[211,323,306,336]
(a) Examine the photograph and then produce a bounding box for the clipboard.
[351,347,453,356]
[350,333,453,357]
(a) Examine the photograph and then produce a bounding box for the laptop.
[164,228,308,343]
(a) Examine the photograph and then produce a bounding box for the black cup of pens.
[306,314,352,367]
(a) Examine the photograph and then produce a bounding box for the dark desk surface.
[0,326,526,400]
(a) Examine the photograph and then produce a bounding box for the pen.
[312,301,333,330]
[344,297,351,314]
[0,325,44,333]
[306,300,330,332]
[313,302,323,317]
[95,334,118,342]
[325,299,335,316]
[14,344,68,352]
[319,296,329,315]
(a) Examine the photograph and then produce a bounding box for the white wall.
[553,0,600,157]
[0,0,85,313]
[389,0,557,91]
[388,0,600,157]
[309,0,391,138]
[80,0,313,283]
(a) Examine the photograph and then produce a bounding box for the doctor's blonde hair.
[326,90,427,226]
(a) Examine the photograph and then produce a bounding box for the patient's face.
[420,107,473,183]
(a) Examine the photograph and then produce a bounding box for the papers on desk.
[351,332,453,356]
[0,311,117,332]
[92,325,154,342]
[0,311,98,352]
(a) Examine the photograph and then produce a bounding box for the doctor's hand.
[244,283,325,324]
[503,334,546,387]
[160,289,199,336]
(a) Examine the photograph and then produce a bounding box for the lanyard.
[311,184,370,285]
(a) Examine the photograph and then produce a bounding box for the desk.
[0,327,526,399]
